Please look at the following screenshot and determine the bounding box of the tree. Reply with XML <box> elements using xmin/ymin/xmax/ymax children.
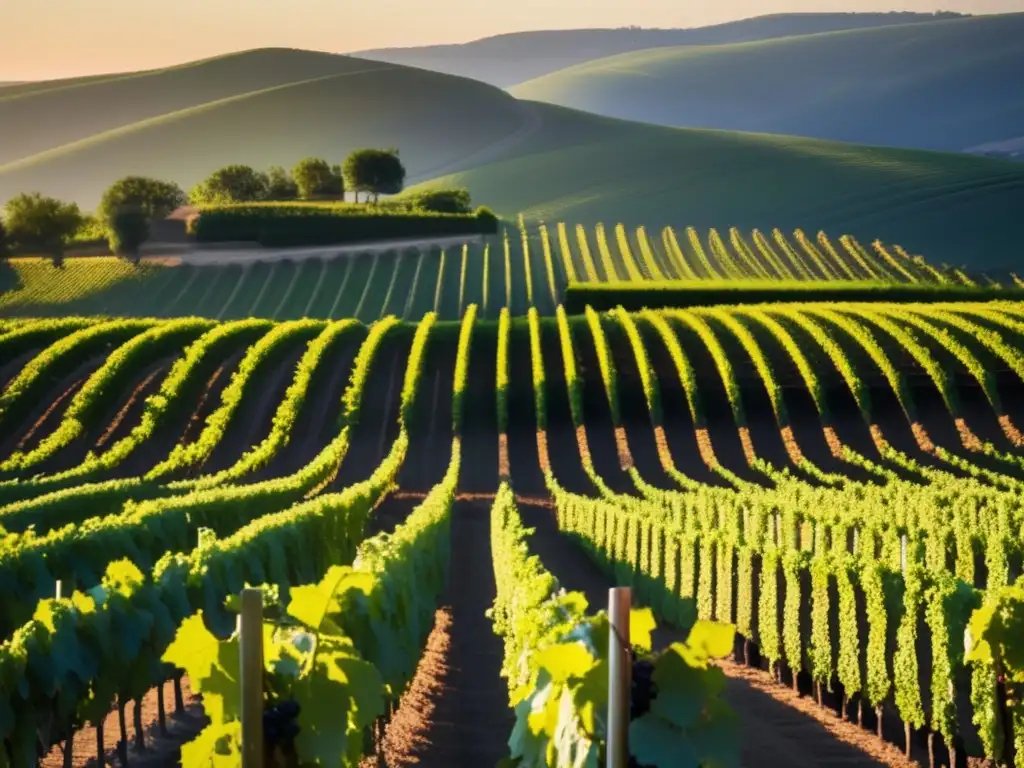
<box><xmin>3</xmin><ymin>193</ymin><xmax>83</xmax><ymax>266</ymax></box>
<box><xmin>98</xmin><ymin>176</ymin><xmax>186</xmax><ymax>223</ymax></box>
<box><xmin>292</xmin><ymin>158</ymin><xmax>343</xmax><ymax>199</ymax></box>
<box><xmin>189</xmin><ymin>165</ymin><xmax>269</xmax><ymax>205</ymax></box>
<box><xmin>107</xmin><ymin>208</ymin><xmax>150</xmax><ymax>264</ymax></box>
<box><xmin>343</xmin><ymin>149</ymin><xmax>405</xmax><ymax>203</ymax></box>
<box><xmin>266</xmin><ymin>166</ymin><xmax>299</xmax><ymax>201</ymax></box>
<box><xmin>0</xmin><ymin>218</ymin><xmax>8</xmax><ymax>260</ymax></box>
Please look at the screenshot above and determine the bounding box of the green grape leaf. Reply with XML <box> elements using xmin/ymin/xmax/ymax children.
<box><xmin>689</xmin><ymin>699</ymin><xmax>741</xmax><ymax>768</ymax></box>
<box><xmin>630</xmin><ymin>607</ymin><xmax>656</xmax><ymax>652</ymax></box>
<box><xmin>629</xmin><ymin>713</ymin><xmax>700</xmax><ymax>768</ymax></box>
<box><xmin>180</xmin><ymin>720</ymin><xmax>241</xmax><ymax>767</ymax></box>
<box><xmin>293</xmin><ymin>647</ymin><xmax>384</xmax><ymax>764</ymax></box>
<box><xmin>161</xmin><ymin>613</ymin><xmax>221</xmax><ymax>683</ymax></box>
<box><xmin>686</xmin><ymin>620</ymin><xmax>735</xmax><ymax>660</ymax></box>
<box><xmin>570</xmin><ymin>660</ymin><xmax>608</xmax><ymax>735</ymax></box>
<box><xmin>534</xmin><ymin>642</ymin><xmax>597</xmax><ymax>683</ymax></box>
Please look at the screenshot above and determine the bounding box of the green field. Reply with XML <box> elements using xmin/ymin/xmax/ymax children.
<box><xmin>510</xmin><ymin>13</ymin><xmax>1024</xmax><ymax>152</ymax></box>
<box><xmin>2</xmin><ymin>223</ymin><xmax>998</xmax><ymax>321</ymax></box>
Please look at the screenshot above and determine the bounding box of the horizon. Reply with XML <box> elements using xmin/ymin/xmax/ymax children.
<box><xmin>1</xmin><ymin>2</ymin><xmax>1019</xmax><ymax>81</ymax></box>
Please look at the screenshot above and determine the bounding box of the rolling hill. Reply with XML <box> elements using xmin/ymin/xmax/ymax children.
<box><xmin>0</xmin><ymin>48</ymin><xmax>531</xmax><ymax>211</ymax></box>
<box><xmin>410</xmin><ymin>102</ymin><xmax>1024</xmax><ymax>273</ymax></box>
<box><xmin>3</xmin><ymin>46</ymin><xmax>1024</xmax><ymax>273</ymax></box>
<box><xmin>511</xmin><ymin>13</ymin><xmax>1024</xmax><ymax>153</ymax></box>
<box><xmin>352</xmin><ymin>12</ymin><xmax>962</xmax><ymax>87</ymax></box>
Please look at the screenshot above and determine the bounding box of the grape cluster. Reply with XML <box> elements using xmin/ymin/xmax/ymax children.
<box><xmin>628</xmin><ymin>657</ymin><xmax>658</xmax><ymax>768</ymax></box>
<box><xmin>630</xmin><ymin>658</ymin><xmax>657</xmax><ymax>720</ymax></box>
<box><xmin>264</xmin><ymin>699</ymin><xmax>301</xmax><ymax>747</ymax></box>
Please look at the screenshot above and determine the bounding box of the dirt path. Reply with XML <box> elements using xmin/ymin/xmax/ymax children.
<box><xmin>375</xmin><ymin>501</ymin><xmax>513</xmax><ymax>768</ymax></box>
<box><xmin>517</xmin><ymin>504</ymin><xmax>918</xmax><ymax>768</ymax></box>
<box><xmin>163</xmin><ymin>234</ymin><xmax>490</xmax><ymax>267</ymax></box>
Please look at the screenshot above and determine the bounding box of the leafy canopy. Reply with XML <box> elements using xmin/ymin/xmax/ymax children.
<box><xmin>343</xmin><ymin>149</ymin><xmax>405</xmax><ymax>202</ymax></box>
<box><xmin>107</xmin><ymin>209</ymin><xmax>150</xmax><ymax>261</ymax></box>
<box><xmin>190</xmin><ymin>165</ymin><xmax>269</xmax><ymax>205</ymax></box>
<box><xmin>265</xmin><ymin>166</ymin><xmax>299</xmax><ymax>201</ymax></box>
<box><xmin>98</xmin><ymin>176</ymin><xmax>186</xmax><ymax>223</ymax></box>
<box><xmin>2</xmin><ymin>192</ymin><xmax>82</xmax><ymax>261</ymax></box>
<box><xmin>292</xmin><ymin>158</ymin><xmax>343</xmax><ymax>199</ymax></box>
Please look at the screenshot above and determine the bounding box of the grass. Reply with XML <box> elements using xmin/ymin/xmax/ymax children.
<box><xmin>509</xmin><ymin>13</ymin><xmax>1024</xmax><ymax>153</ymax></box>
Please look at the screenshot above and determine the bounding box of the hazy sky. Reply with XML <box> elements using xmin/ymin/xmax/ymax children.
<box><xmin>2</xmin><ymin>0</ymin><xmax>1022</xmax><ymax>80</ymax></box>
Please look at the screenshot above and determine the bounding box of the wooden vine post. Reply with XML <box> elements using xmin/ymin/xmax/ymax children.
<box><xmin>607</xmin><ymin>587</ymin><xmax>631</xmax><ymax>768</ymax></box>
<box><xmin>239</xmin><ymin>588</ymin><xmax>265</xmax><ymax>768</ymax></box>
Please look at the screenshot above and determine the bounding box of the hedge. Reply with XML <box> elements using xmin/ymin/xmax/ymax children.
<box><xmin>563</xmin><ymin>280</ymin><xmax>1023</xmax><ymax>313</ymax></box>
<box><xmin>191</xmin><ymin>204</ymin><xmax>497</xmax><ymax>246</ymax></box>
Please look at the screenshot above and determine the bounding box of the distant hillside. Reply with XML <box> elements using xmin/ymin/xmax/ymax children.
<box><xmin>412</xmin><ymin>102</ymin><xmax>1024</xmax><ymax>274</ymax></box>
<box><xmin>3</xmin><ymin>44</ymin><xmax>1022</xmax><ymax>274</ymax></box>
<box><xmin>0</xmin><ymin>48</ymin><xmax>531</xmax><ymax>211</ymax></box>
<box><xmin>511</xmin><ymin>13</ymin><xmax>1024</xmax><ymax>152</ymax></box>
<box><xmin>352</xmin><ymin>12</ymin><xmax>962</xmax><ymax>87</ymax></box>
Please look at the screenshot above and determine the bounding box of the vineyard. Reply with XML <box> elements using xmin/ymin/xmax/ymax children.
<box><xmin>1</xmin><ymin>222</ymin><xmax>1007</xmax><ymax>321</ymax></box>
<box><xmin>1</xmin><ymin>296</ymin><xmax>1023</xmax><ymax>767</ymax></box>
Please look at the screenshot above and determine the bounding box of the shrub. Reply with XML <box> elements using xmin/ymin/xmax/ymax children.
<box><xmin>563</xmin><ymin>280</ymin><xmax>1019</xmax><ymax>313</ymax></box>
<box><xmin>192</xmin><ymin>205</ymin><xmax>496</xmax><ymax>247</ymax></box>
<box><xmin>474</xmin><ymin>206</ymin><xmax>499</xmax><ymax>229</ymax></box>
<box><xmin>410</xmin><ymin>188</ymin><xmax>472</xmax><ymax>213</ymax></box>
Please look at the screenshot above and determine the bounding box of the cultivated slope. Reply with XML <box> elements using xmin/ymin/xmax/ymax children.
<box><xmin>511</xmin><ymin>13</ymin><xmax>1024</xmax><ymax>152</ymax></box>
<box><xmin>0</xmin><ymin>48</ymin><xmax>529</xmax><ymax>210</ymax></box>
<box><xmin>352</xmin><ymin>12</ymin><xmax>961</xmax><ymax>87</ymax></box>
<box><xmin>413</xmin><ymin>102</ymin><xmax>1024</xmax><ymax>272</ymax></box>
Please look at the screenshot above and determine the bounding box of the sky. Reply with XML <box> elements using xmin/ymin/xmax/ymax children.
<box><xmin>2</xmin><ymin>0</ymin><xmax>1022</xmax><ymax>81</ymax></box>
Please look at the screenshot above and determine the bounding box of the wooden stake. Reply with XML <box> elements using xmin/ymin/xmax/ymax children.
<box><xmin>239</xmin><ymin>588</ymin><xmax>265</xmax><ymax>768</ymax></box>
<box><xmin>607</xmin><ymin>588</ymin><xmax>631</xmax><ymax>768</ymax></box>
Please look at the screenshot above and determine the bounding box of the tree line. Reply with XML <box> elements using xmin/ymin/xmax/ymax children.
<box><xmin>0</xmin><ymin>148</ymin><xmax>470</xmax><ymax>265</ymax></box>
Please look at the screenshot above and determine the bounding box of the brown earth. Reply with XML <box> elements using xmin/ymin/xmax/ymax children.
<box><xmin>26</xmin><ymin>358</ymin><xmax>172</xmax><ymax>478</ymax></box>
<box><xmin>41</xmin><ymin>678</ymin><xmax>203</xmax><ymax>768</ymax></box>
<box><xmin>257</xmin><ymin>328</ymin><xmax>362</xmax><ymax>479</ymax></box>
<box><xmin>330</xmin><ymin>331</ymin><xmax>409</xmax><ymax>490</ymax></box>
<box><xmin>114</xmin><ymin>347</ymin><xmax>250</xmax><ymax>478</ymax></box>
<box><xmin>368</xmin><ymin>501</ymin><xmax>513</xmax><ymax>768</ymax></box>
<box><xmin>0</xmin><ymin>356</ymin><xmax>102</xmax><ymax>464</ymax></box>
<box><xmin>195</xmin><ymin>335</ymin><xmax>314</xmax><ymax>476</ymax></box>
